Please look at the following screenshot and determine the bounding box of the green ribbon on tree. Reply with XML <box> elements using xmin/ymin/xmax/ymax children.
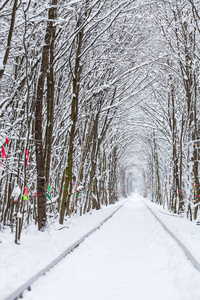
<box><xmin>47</xmin><ymin>184</ymin><xmax>51</xmax><ymax>199</ymax></box>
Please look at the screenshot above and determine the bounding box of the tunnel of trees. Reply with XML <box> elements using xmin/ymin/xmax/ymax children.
<box><xmin>0</xmin><ymin>0</ymin><xmax>200</xmax><ymax>242</ymax></box>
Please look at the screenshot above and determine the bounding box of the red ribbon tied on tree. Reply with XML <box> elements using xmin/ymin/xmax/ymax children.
<box><xmin>24</xmin><ymin>187</ymin><xmax>28</xmax><ymax>196</ymax></box>
<box><xmin>25</xmin><ymin>150</ymin><xmax>29</xmax><ymax>166</ymax></box>
<box><xmin>1</xmin><ymin>146</ymin><xmax>7</xmax><ymax>159</ymax></box>
<box><xmin>5</xmin><ymin>136</ymin><xmax>9</xmax><ymax>145</ymax></box>
<box><xmin>22</xmin><ymin>187</ymin><xmax>28</xmax><ymax>200</ymax></box>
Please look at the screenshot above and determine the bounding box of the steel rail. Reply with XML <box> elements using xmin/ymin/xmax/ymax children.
<box><xmin>142</xmin><ymin>200</ymin><xmax>200</xmax><ymax>273</ymax></box>
<box><xmin>4</xmin><ymin>201</ymin><xmax>127</xmax><ymax>300</ymax></box>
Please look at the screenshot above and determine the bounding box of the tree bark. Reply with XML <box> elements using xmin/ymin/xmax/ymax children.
<box><xmin>0</xmin><ymin>0</ymin><xmax>18</xmax><ymax>79</ymax></box>
<box><xmin>45</xmin><ymin>5</ymin><xmax>56</xmax><ymax>187</ymax></box>
<box><xmin>59</xmin><ymin>24</ymin><xmax>83</xmax><ymax>224</ymax></box>
<box><xmin>35</xmin><ymin>1</ymin><xmax>57</xmax><ymax>230</ymax></box>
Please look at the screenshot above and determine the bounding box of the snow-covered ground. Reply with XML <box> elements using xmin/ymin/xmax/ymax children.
<box><xmin>143</xmin><ymin>197</ymin><xmax>200</xmax><ymax>266</ymax></box>
<box><xmin>0</xmin><ymin>200</ymin><xmax>126</xmax><ymax>300</ymax></box>
<box><xmin>2</xmin><ymin>194</ymin><xmax>200</xmax><ymax>300</ymax></box>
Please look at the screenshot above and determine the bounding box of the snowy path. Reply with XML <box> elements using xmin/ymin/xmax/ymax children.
<box><xmin>22</xmin><ymin>194</ymin><xmax>200</xmax><ymax>300</ymax></box>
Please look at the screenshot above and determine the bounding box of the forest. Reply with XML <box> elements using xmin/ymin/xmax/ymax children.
<box><xmin>0</xmin><ymin>0</ymin><xmax>200</xmax><ymax>243</ymax></box>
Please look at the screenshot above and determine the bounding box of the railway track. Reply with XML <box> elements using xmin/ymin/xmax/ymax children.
<box><xmin>4</xmin><ymin>198</ymin><xmax>200</xmax><ymax>300</ymax></box>
<box><xmin>142</xmin><ymin>200</ymin><xmax>200</xmax><ymax>273</ymax></box>
<box><xmin>4</xmin><ymin>202</ymin><xmax>126</xmax><ymax>300</ymax></box>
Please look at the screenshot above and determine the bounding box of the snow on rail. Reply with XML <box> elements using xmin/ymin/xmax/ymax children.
<box><xmin>142</xmin><ymin>200</ymin><xmax>200</xmax><ymax>273</ymax></box>
<box><xmin>4</xmin><ymin>202</ymin><xmax>126</xmax><ymax>300</ymax></box>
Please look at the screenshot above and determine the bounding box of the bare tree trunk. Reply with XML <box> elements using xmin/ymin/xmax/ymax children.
<box><xmin>70</xmin><ymin>113</ymin><xmax>93</xmax><ymax>212</ymax></box>
<box><xmin>178</xmin><ymin>115</ymin><xmax>184</xmax><ymax>213</ymax></box>
<box><xmin>45</xmin><ymin>4</ymin><xmax>56</xmax><ymax>187</ymax></box>
<box><xmin>121</xmin><ymin>166</ymin><xmax>127</xmax><ymax>198</ymax></box>
<box><xmin>0</xmin><ymin>0</ymin><xmax>18</xmax><ymax>79</ymax></box>
<box><xmin>59</xmin><ymin>24</ymin><xmax>83</xmax><ymax>224</ymax></box>
<box><xmin>35</xmin><ymin>1</ymin><xmax>57</xmax><ymax>230</ymax></box>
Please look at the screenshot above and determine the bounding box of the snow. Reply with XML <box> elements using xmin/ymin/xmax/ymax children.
<box><xmin>0</xmin><ymin>58</ymin><xmax>4</xmax><ymax>71</ymax></box>
<box><xmin>2</xmin><ymin>194</ymin><xmax>200</xmax><ymax>300</ymax></box>
<box><xmin>143</xmin><ymin>197</ymin><xmax>200</xmax><ymax>268</ymax></box>
<box><xmin>0</xmin><ymin>200</ymin><xmax>126</xmax><ymax>300</ymax></box>
<box><xmin>11</xmin><ymin>185</ymin><xmax>21</xmax><ymax>199</ymax></box>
